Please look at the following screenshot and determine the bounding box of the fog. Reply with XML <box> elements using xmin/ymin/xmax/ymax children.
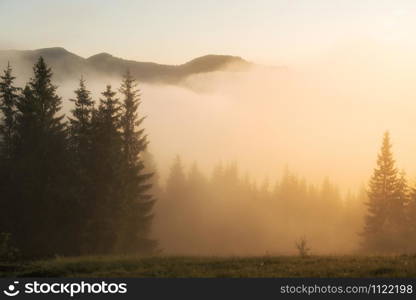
<box><xmin>143</xmin><ymin>42</ymin><xmax>416</xmax><ymax>191</ymax></box>
<box><xmin>3</xmin><ymin>40</ymin><xmax>416</xmax><ymax>255</ymax></box>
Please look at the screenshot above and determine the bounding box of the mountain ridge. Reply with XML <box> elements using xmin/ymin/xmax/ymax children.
<box><xmin>0</xmin><ymin>47</ymin><xmax>252</xmax><ymax>84</ymax></box>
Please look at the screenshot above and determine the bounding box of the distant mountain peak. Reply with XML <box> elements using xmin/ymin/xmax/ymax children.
<box><xmin>0</xmin><ymin>47</ymin><xmax>257</xmax><ymax>85</ymax></box>
<box><xmin>185</xmin><ymin>54</ymin><xmax>246</xmax><ymax>65</ymax></box>
<box><xmin>87</xmin><ymin>52</ymin><xmax>113</xmax><ymax>60</ymax></box>
<box><xmin>33</xmin><ymin>47</ymin><xmax>71</xmax><ymax>56</ymax></box>
<box><xmin>181</xmin><ymin>54</ymin><xmax>250</xmax><ymax>74</ymax></box>
<box><xmin>36</xmin><ymin>46</ymin><xmax>68</xmax><ymax>52</ymax></box>
<box><xmin>26</xmin><ymin>47</ymin><xmax>86</xmax><ymax>63</ymax></box>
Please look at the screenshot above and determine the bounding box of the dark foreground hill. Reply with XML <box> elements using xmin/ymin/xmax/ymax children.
<box><xmin>0</xmin><ymin>47</ymin><xmax>252</xmax><ymax>84</ymax></box>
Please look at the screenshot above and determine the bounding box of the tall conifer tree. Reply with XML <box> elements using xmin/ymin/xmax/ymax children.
<box><xmin>87</xmin><ymin>84</ymin><xmax>123</xmax><ymax>254</ymax></box>
<box><xmin>68</xmin><ymin>78</ymin><xmax>95</xmax><ymax>253</ymax></box>
<box><xmin>13</xmin><ymin>57</ymin><xmax>71</xmax><ymax>257</ymax></box>
<box><xmin>69</xmin><ymin>77</ymin><xmax>94</xmax><ymax>156</ymax></box>
<box><xmin>363</xmin><ymin>131</ymin><xmax>408</xmax><ymax>252</ymax></box>
<box><xmin>117</xmin><ymin>71</ymin><xmax>156</xmax><ymax>254</ymax></box>
<box><xmin>0</xmin><ymin>63</ymin><xmax>19</xmax><ymax>160</ymax></box>
<box><xmin>0</xmin><ymin>63</ymin><xmax>19</xmax><ymax>237</ymax></box>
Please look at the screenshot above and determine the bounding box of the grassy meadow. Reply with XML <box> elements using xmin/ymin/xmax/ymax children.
<box><xmin>1</xmin><ymin>255</ymin><xmax>416</xmax><ymax>278</ymax></box>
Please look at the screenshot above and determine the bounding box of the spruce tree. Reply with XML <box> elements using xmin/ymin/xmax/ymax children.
<box><xmin>68</xmin><ymin>78</ymin><xmax>95</xmax><ymax>253</ymax></box>
<box><xmin>69</xmin><ymin>77</ymin><xmax>94</xmax><ymax>156</ymax></box>
<box><xmin>0</xmin><ymin>63</ymin><xmax>19</xmax><ymax>238</ymax></box>
<box><xmin>363</xmin><ymin>131</ymin><xmax>408</xmax><ymax>252</ymax></box>
<box><xmin>13</xmin><ymin>57</ymin><xmax>72</xmax><ymax>257</ymax></box>
<box><xmin>0</xmin><ymin>63</ymin><xmax>19</xmax><ymax>160</ymax></box>
<box><xmin>391</xmin><ymin>171</ymin><xmax>410</xmax><ymax>250</ymax></box>
<box><xmin>117</xmin><ymin>71</ymin><xmax>156</xmax><ymax>254</ymax></box>
<box><xmin>88</xmin><ymin>84</ymin><xmax>123</xmax><ymax>254</ymax></box>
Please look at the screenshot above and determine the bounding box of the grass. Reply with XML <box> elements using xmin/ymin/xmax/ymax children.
<box><xmin>1</xmin><ymin>255</ymin><xmax>416</xmax><ymax>277</ymax></box>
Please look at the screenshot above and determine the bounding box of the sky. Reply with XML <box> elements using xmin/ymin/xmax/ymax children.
<box><xmin>2</xmin><ymin>0</ymin><xmax>416</xmax><ymax>255</ymax></box>
<box><xmin>2</xmin><ymin>0</ymin><xmax>416</xmax><ymax>64</ymax></box>
<box><xmin>3</xmin><ymin>0</ymin><xmax>416</xmax><ymax>191</ymax></box>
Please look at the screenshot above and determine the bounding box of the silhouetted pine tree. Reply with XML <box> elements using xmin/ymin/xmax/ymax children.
<box><xmin>116</xmin><ymin>71</ymin><xmax>156</xmax><ymax>254</ymax></box>
<box><xmin>390</xmin><ymin>171</ymin><xmax>410</xmax><ymax>250</ymax></box>
<box><xmin>0</xmin><ymin>63</ymin><xmax>19</xmax><ymax>160</ymax></box>
<box><xmin>68</xmin><ymin>77</ymin><xmax>95</xmax><ymax>253</ymax></box>
<box><xmin>363</xmin><ymin>131</ymin><xmax>408</xmax><ymax>252</ymax></box>
<box><xmin>13</xmin><ymin>57</ymin><xmax>73</xmax><ymax>257</ymax></box>
<box><xmin>0</xmin><ymin>63</ymin><xmax>19</xmax><ymax>237</ymax></box>
<box><xmin>69</xmin><ymin>77</ymin><xmax>94</xmax><ymax>157</ymax></box>
<box><xmin>87</xmin><ymin>84</ymin><xmax>123</xmax><ymax>254</ymax></box>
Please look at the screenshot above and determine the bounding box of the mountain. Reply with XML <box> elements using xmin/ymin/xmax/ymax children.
<box><xmin>0</xmin><ymin>47</ymin><xmax>252</xmax><ymax>84</ymax></box>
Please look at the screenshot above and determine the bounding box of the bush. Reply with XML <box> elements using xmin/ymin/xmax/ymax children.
<box><xmin>295</xmin><ymin>236</ymin><xmax>310</xmax><ymax>258</ymax></box>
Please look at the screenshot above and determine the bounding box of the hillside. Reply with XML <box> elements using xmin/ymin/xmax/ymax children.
<box><xmin>0</xmin><ymin>47</ymin><xmax>252</xmax><ymax>84</ymax></box>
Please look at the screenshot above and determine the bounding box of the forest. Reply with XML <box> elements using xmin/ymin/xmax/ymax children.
<box><xmin>0</xmin><ymin>57</ymin><xmax>415</xmax><ymax>260</ymax></box>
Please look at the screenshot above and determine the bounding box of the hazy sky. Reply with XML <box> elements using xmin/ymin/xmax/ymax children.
<box><xmin>2</xmin><ymin>0</ymin><xmax>416</xmax><ymax>64</ymax></box>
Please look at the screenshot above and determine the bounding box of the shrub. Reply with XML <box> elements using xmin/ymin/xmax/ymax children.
<box><xmin>295</xmin><ymin>236</ymin><xmax>310</xmax><ymax>258</ymax></box>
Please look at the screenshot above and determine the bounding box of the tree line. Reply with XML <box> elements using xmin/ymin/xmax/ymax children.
<box><xmin>154</xmin><ymin>157</ymin><xmax>365</xmax><ymax>255</ymax></box>
<box><xmin>155</xmin><ymin>133</ymin><xmax>416</xmax><ymax>255</ymax></box>
<box><xmin>0</xmin><ymin>57</ymin><xmax>413</xmax><ymax>258</ymax></box>
<box><xmin>0</xmin><ymin>57</ymin><xmax>156</xmax><ymax>258</ymax></box>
